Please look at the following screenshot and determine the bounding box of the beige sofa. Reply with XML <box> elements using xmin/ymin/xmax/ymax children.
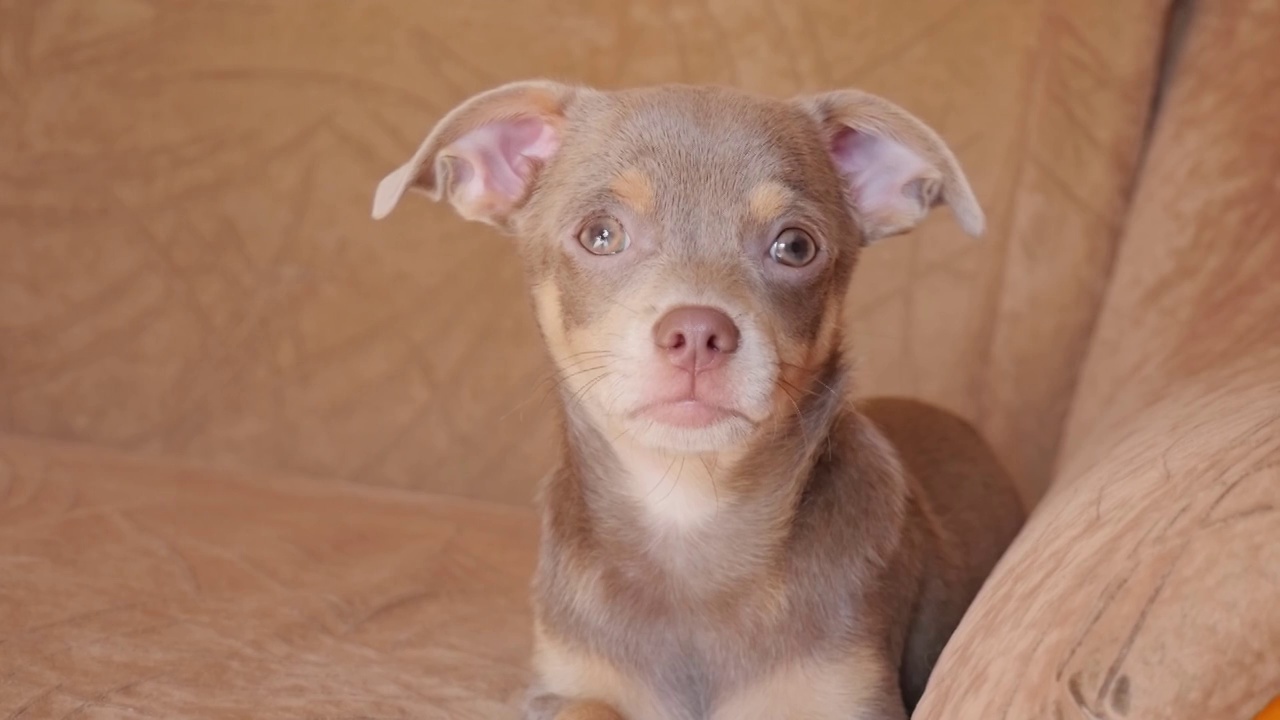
<box><xmin>1</xmin><ymin>0</ymin><xmax>1276</xmax><ymax>717</ymax></box>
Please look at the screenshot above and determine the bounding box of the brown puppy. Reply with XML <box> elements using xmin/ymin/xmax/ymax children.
<box><xmin>373</xmin><ymin>82</ymin><xmax>1024</xmax><ymax>720</ymax></box>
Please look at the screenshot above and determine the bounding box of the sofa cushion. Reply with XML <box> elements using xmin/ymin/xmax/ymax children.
<box><xmin>916</xmin><ymin>1</ymin><xmax>1280</xmax><ymax>717</ymax></box>
<box><xmin>0</xmin><ymin>0</ymin><xmax>1167</xmax><ymax>504</ymax></box>
<box><xmin>0</xmin><ymin>435</ymin><xmax>537</xmax><ymax>719</ymax></box>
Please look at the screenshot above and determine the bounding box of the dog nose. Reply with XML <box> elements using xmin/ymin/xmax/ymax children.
<box><xmin>653</xmin><ymin>306</ymin><xmax>740</xmax><ymax>373</ymax></box>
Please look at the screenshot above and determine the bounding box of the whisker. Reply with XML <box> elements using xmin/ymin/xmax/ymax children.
<box><xmin>558</xmin><ymin>364</ymin><xmax>611</xmax><ymax>383</ymax></box>
<box><xmin>776</xmin><ymin>382</ymin><xmax>811</xmax><ymax>448</ymax></box>
<box><xmin>505</xmin><ymin>353</ymin><xmax>614</xmax><ymax>414</ymax></box>
<box><xmin>699</xmin><ymin>455</ymin><xmax>720</xmax><ymax>517</ymax></box>
<box><xmin>777</xmin><ymin>362</ymin><xmax>839</xmax><ymax>398</ymax></box>
<box><xmin>657</xmin><ymin>456</ymin><xmax>686</xmax><ymax>504</ymax></box>
<box><xmin>559</xmin><ymin>355</ymin><xmax>614</xmax><ymax>373</ymax></box>
<box><xmin>605</xmin><ymin>297</ymin><xmax>643</xmax><ymax>316</ymax></box>
<box><xmin>563</xmin><ymin>351</ymin><xmax>616</xmax><ymax>366</ymax></box>
<box><xmin>647</xmin><ymin>456</ymin><xmax>681</xmax><ymax>499</ymax></box>
<box><xmin>566</xmin><ymin>371</ymin><xmax>613</xmax><ymax>409</ymax></box>
<box><xmin>603</xmin><ymin>379</ymin><xmax>628</xmax><ymax>419</ymax></box>
<box><xmin>498</xmin><ymin>371</ymin><xmax>568</xmax><ymax>421</ymax></box>
<box><xmin>611</xmin><ymin>425</ymin><xmax>634</xmax><ymax>444</ymax></box>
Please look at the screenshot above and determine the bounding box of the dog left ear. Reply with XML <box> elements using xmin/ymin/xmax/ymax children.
<box><xmin>793</xmin><ymin>90</ymin><xmax>984</xmax><ymax>243</ymax></box>
<box><xmin>371</xmin><ymin>80</ymin><xmax>579</xmax><ymax>230</ymax></box>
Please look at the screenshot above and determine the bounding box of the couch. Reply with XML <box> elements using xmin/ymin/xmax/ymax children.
<box><xmin>1</xmin><ymin>0</ymin><xmax>1276</xmax><ymax>717</ymax></box>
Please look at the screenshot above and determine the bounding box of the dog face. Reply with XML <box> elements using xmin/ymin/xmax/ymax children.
<box><xmin>374</xmin><ymin>82</ymin><xmax>981</xmax><ymax>455</ymax></box>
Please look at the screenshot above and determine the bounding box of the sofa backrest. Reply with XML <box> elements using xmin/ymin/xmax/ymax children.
<box><xmin>0</xmin><ymin>0</ymin><xmax>1167</xmax><ymax>505</ymax></box>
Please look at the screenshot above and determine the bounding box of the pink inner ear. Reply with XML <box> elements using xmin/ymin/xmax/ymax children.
<box><xmin>446</xmin><ymin>117</ymin><xmax>560</xmax><ymax>213</ymax></box>
<box><xmin>829</xmin><ymin>127</ymin><xmax>936</xmax><ymax>234</ymax></box>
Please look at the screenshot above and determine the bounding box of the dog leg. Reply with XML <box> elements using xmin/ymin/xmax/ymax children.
<box><xmin>524</xmin><ymin>693</ymin><xmax>626</xmax><ymax>720</ymax></box>
<box><xmin>555</xmin><ymin>699</ymin><xmax>627</xmax><ymax>720</ymax></box>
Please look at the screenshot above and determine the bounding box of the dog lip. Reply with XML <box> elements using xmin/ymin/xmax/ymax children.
<box><xmin>628</xmin><ymin>399</ymin><xmax>748</xmax><ymax>429</ymax></box>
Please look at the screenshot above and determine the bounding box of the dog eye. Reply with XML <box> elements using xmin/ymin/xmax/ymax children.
<box><xmin>769</xmin><ymin>228</ymin><xmax>817</xmax><ymax>267</ymax></box>
<box><xmin>578</xmin><ymin>217</ymin><xmax>629</xmax><ymax>255</ymax></box>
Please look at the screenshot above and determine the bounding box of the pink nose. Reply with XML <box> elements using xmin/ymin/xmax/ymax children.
<box><xmin>653</xmin><ymin>306</ymin><xmax>741</xmax><ymax>373</ymax></box>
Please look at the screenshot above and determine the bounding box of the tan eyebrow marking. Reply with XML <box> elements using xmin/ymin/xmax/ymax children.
<box><xmin>609</xmin><ymin>167</ymin><xmax>655</xmax><ymax>214</ymax></box>
<box><xmin>748</xmin><ymin>181</ymin><xmax>795</xmax><ymax>223</ymax></box>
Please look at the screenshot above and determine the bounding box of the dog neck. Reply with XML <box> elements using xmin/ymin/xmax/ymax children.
<box><xmin>547</xmin><ymin>354</ymin><xmax>850</xmax><ymax>593</ymax></box>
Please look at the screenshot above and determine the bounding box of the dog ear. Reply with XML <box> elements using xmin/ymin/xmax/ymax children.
<box><xmin>793</xmin><ymin>89</ymin><xmax>983</xmax><ymax>243</ymax></box>
<box><xmin>371</xmin><ymin>80</ymin><xmax>578</xmax><ymax>229</ymax></box>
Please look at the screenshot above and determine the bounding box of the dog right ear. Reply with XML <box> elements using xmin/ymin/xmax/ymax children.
<box><xmin>792</xmin><ymin>89</ymin><xmax>984</xmax><ymax>243</ymax></box>
<box><xmin>371</xmin><ymin>80</ymin><xmax>578</xmax><ymax>230</ymax></box>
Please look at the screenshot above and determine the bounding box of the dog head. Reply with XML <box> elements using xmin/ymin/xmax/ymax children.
<box><xmin>374</xmin><ymin>82</ymin><xmax>981</xmax><ymax>455</ymax></box>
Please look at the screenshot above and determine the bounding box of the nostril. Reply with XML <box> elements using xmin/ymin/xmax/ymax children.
<box><xmin>653</xmin><ymin>305</ymin><xmax>740</xmax><ymax>368</ymax></box>
<box><xmin>711</xmin><ymin>326</ymin><xmax>740</xmax><ymax>355</ymax></box>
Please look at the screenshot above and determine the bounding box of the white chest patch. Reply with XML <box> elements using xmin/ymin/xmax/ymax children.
<box><xmin>615</xmin><ymin>445</ymin><xmax>727</xmax><ymax>532</ymax></box>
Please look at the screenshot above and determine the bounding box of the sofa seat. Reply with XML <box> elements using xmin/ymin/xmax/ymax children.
<box><xmin>0</xmin><ymin>435</ymin><xmax>537</xmax><ymax>719</ymax></box>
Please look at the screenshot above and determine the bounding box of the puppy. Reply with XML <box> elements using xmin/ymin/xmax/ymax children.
<box><xmin>373</xmin><ymin>81</ymin><xmax>1025</xmax><ymax>720</ymax></box>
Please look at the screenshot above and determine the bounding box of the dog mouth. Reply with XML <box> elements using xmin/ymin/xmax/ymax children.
<box><xmin>628</xmin><ymin>398</ymin><xmax>751</xmax><ymax>429</ymax></box>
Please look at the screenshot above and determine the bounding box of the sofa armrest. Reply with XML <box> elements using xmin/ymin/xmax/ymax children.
<box><xmin>915</xmin><ymin>0</ymin><xmax>1280</xmax><ymax>716</ymax></box>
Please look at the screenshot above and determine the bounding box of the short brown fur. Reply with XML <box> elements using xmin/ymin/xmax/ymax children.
<box><xmin>558</xmin><ymin>702</ymin><xmax>627</xmax><ymax>720</ymax></box>
<box><xmin>375</xmin><ymin>81</ymin><xmax>1024</xmax><ymax>720</ymax></box>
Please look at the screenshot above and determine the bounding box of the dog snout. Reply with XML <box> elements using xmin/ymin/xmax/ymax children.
<box><xmin>653</xmin><ymin>306</ymin><xmax>740</xmax><ymax>373</ymax></box>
